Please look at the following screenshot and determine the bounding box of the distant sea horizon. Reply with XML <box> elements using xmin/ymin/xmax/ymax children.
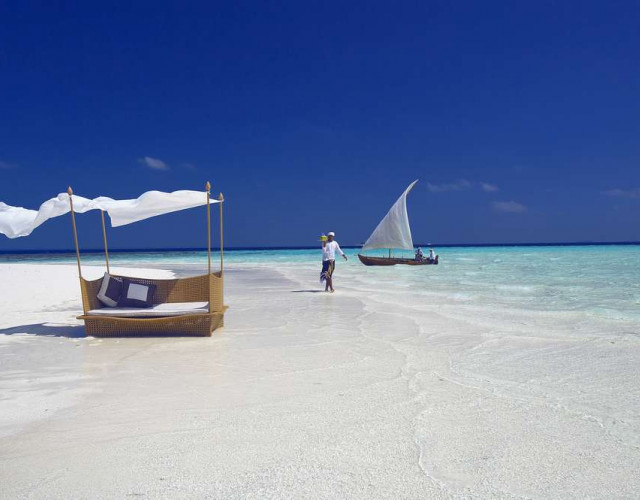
<box><xmin>1</xmin><ymin>241</ymin><xmax>639</xmax><ymax>256</ymax></box>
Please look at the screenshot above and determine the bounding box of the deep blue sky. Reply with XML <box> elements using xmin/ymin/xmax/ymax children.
<box><xmin>1</xmin><ymin>1</ymin><xmax>639</xmax><ymax>250</ymax></box>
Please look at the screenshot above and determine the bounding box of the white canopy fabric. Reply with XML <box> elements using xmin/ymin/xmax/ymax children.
<box><xmin>361</xmin><ymin>180</ymin><xmax>418</xmax><ymax>252</ymax></box>
<box><xmin>95</xmin><ymin>190</ymin><xmax>216</xmax><ymax>227</ymax></box>
<box><xmin>0</xmin><ymin>190</ymin><xmax>217</xmax><ymax>239</ymax></box>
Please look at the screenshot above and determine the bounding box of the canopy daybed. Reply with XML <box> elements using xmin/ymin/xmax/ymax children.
<box><xmin>0</xmin><ymin>183</ymin><xmax>227</xmax><ymax>337</ymax></box>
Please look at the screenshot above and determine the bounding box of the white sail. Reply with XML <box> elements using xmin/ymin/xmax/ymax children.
<box><xmin>361</xmin><ymin>180</ymin><xmax>418</xmax><ymax>252</ymax></box>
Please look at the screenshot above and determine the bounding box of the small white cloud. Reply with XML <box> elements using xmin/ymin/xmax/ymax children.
<box><xmin>427</xmin><ymin>179</ymin><xmax>472</xmax><ymax>193</ymax></box>
<box><xmin>492</xmin><ymin>200</ymin><xmax>527</xmax><ymax>213</ymax></box>
<box><xmin>0</xmin><ymin>160</ymin><xmax>16</xmax><ymax>169</ymax></box>
<box><xmin>602</xmin><ymin>188</ymin><xmax>640</xmax><ymax>199</ymax></box>
<box><xmin>181</xmin><ymin>162</ymin><xmax>197</xmax><ymax>170</ymax></box>
<box><xmin>138</xmin><ymin>156</ymin><xmax>169</xmax><ymax>170</ymax></box>
<box><xmin>481</xmin><ymin>182</ymin><xmax>499</xmax><ymax>192</ymax></box>
<box><xmin>427</xmin><ymin>179</ymin><xmax>500</xmax><ymax>194</ymax></box>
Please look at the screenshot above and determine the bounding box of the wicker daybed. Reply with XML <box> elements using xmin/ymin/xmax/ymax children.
<box><xmin>76</xmin><ymin>272</ymin><xmax>226</xmax><ymax>336</ymax></box>
<box><xmin>67</xmin><ymin>182</ymin><xmax>227</xmax><ymax>337</ymax></box>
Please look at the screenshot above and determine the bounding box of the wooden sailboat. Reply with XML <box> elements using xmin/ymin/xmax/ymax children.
<box><xmin>357</xmin><ymin>180</ymin><xmax>438</xmax><ymax>266</ymax></box>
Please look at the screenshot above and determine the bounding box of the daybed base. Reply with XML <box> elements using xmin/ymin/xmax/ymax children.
<box><xmin>78</xmin><ymin>310</ymin><xmax>227</xmax><ymax>337</ymax></box>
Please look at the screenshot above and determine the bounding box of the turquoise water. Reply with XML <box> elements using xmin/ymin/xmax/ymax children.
<box><xmin>352</xmin><ymin>246</ymin><xmax>640</xmax><ymax>321</ymax></box>
<box><xmin>2</xmin><ymin>246</ymin><xmax>639</xmax><ymax>323</ymax></box>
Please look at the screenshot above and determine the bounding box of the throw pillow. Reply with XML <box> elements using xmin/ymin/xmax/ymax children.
<box><xmin>97</xmin><ymin>272</ymin><xmax>123</xmax><ymax>307</ymax></box>
<box><xmin>118</xmin><ymin>278</ymin><xmax>156</xmax><ymax>308</ymax></box>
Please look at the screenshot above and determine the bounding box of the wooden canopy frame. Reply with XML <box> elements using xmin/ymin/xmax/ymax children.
<box><xmin>68</xmin><ymin>182</ymin><xmax>227</xmax><ymax>337</ymax></box>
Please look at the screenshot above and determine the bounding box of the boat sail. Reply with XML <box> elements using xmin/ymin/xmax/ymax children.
<box><xmin>357</xmin><ymin>180</ymin><xmax>438</xmax><ymax>266</ymax></box>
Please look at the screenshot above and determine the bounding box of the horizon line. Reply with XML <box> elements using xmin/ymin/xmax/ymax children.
<box><xmin>1</xmin><ymin>241</ymin><xmax>639</xmax><ymax>255</ymax></box>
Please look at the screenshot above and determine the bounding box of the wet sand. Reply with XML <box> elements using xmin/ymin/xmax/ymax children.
<box><xmin>0</xmin><ymin>263</ymin><xmax>638</xmax><ymax>498</ymax></box>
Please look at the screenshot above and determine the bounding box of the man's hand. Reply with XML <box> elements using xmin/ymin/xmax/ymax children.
<box><xmin>343</xmin><ymin>254</ymin><xmax>348</xmax><ymax>261</ymax></box>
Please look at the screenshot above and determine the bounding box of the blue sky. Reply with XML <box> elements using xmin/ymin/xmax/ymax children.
<box><xmin>1</xmin><ymin>1</ymin><xmax>639</xmax><ymax>250</ymax></box>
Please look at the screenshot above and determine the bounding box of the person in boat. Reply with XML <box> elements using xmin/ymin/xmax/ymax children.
<box><xmin>428</xmin><ymin>247</ymin><xmax>436</xmax><ymax>262</ymax></box>
<box><xmin>415</xmin><ymin>247</ymin><xmax>425</xmax><ymax>261</ymax></box>
<box><xmin>321</xmin><ymin>231</ymin><xmax>347</xmax><ymax>292</ymax></box>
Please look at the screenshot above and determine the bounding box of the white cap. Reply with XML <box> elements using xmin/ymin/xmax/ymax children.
<box><xmin>328</xmin><ymin>231</ymin><xmax>335</xmax><ymax>236</ymax></box>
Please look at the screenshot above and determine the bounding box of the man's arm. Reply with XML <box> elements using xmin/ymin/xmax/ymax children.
<box><xmin>336</xmin><ymin>242</ymin><xmax>348</xmax><ymax>260</ymax></box>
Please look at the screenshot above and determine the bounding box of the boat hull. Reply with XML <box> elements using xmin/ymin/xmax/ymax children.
<box><xmin>357</xmin><ymin>254</ymin><xmax>439</xmax><ymax>266</ymax></box>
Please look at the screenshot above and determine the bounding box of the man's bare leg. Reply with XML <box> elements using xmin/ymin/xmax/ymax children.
<box><xmin>325</xmin><ymin>276</ymin><xmax>332</xmax><ymax>292</ymax></box>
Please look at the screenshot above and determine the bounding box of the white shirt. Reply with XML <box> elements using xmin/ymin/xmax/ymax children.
<box><xmin>322</xmin><ymin>241</ymin><xmax>344</xmax><ymax>261</ymax></box>
<box><xmin>429</xmin><ymin>249</ymin><xmax>435</xmax><ymax>259</ymax></box>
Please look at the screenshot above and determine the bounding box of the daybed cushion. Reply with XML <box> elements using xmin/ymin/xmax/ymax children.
<box><xmin>97</xmin><ymin>273</ymin><xmax>123</xmax><ymax>307</ymax></box>
<box><xmin>118</xmin><ymin>278</ymin><xmax>157</xmax><ymax>308</ymax></box>
<box><xmin>87</xmin><ymin>301</ymin><xmax>209</xmax><ymax>318</ymax></box>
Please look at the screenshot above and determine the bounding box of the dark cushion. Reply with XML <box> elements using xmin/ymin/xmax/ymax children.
<box><xmin>117</xmin><ymin>278</ymin><xmax>157</xmax><ymax>308</ymax></box>
<box><xmin>97</xmin><ymin>273</ymin><xmax>123</xmax><ymax>307</ymax></box>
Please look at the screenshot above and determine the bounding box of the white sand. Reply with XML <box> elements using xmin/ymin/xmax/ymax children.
<box><xmin>0</xmin><ymin>263</ymin><xmax>638</xmax><ymax>499</ymax></box>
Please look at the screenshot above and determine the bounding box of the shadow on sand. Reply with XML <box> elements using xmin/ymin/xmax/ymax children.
<box><xmin>0</xmin><ymin>324</ymin><xmax>227</xmax><ymax>339</ymax></box>
<box><xmin>290</xmin><ymin>290</ymin><xmax>327</xmax><ymax>293</ymax></box>
<box><xmin>0</xmin><ymin>323</ymin><xmax>86</xmax><ymax>338</ymax></box>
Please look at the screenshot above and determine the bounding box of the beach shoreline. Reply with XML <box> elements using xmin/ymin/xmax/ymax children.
<box><xmin>0</xmin><ymin>261</ymin><xmax>639</xmax><ymax>498</ymax></box>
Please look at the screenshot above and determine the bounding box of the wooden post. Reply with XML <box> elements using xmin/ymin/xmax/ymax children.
<box><xmin>218</xmin><ymin>192</ymin><xmax>224</xmax><ymax>273</ymax></box>
<box><xmin>68</xmin><ymin>186</ymin><xmax>87</xmax><ymax>315</ymax></box>
<box><xmin>68</xmin><ymin>187</ymin><xmax>82</xmax><ymax>280</ymax></box>
<box><xmin>206</xmin><ymin>182</ymin><xmax>212</xmax><ymax>275</ymax></box>
<box><xmin>101</xmin><ymin>210</ymin><xmax>110</xmax><ymax>274</ymax></box>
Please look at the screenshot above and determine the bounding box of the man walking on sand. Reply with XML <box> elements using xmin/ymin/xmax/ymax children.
<box><xmin>320</xmin><ymin>231</ymin><xmax>348</xmax><ymax>293</ymax></box>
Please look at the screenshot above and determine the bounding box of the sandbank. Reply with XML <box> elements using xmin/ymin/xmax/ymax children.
<box><xmin>0</xmin><ymin>263</ymin><xmax>638</xmax><ymax>498</ymax></box>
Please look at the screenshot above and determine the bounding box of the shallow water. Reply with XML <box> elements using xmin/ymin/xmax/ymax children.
<box><xmin>3</xmin><ymin>245</ymin><xmax>639</xmax><ymax>325</ymax></box>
